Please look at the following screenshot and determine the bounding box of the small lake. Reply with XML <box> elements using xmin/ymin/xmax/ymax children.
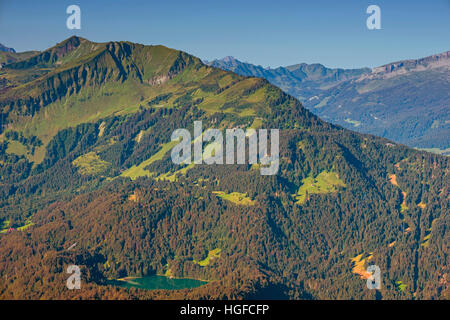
<box><xmin>109</xmin><ymin>275</ymin><xmax>207</xmax><ymax>290</ymax></box>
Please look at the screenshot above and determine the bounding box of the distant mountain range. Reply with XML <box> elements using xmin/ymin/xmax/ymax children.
<box><xmin>207</xmin><ymin>56</ymin><xmax>370</xmax><ymax>99</ymax></box>
<box><xmin>0</xmin><ymin>43</ymin><xmax>38</xmax><ymax>66</ymax></box>
<box><xmin>0</xmin><ymin>43</ymin><xmax>15</xmax><ymax>53</ymax></box>
<box><xmin>207</xmin><ymin>52</ymin><xmax>450</xmax><ymax>154</ymax></box>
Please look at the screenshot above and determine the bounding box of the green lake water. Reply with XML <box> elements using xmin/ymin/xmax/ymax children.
<box><xmin>109</xmin><ymin>275</ymin><xmax>207</xmax><ymax>290</ymax></box>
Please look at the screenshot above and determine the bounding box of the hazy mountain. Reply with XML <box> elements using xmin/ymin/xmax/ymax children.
<box><xmin>0</xmin><ymin>51</ymin><xmax>40</xmax><ymax>67</ymax></box>
<box><xmin>207</xmin><ymin>56</ymin><xmax>370</xmax><ymax>99</ymax></box>
<box><xmin>208</xmin><ymin>53</ymin><xmax>450</xmax><ymax>153</ymax></box>
<box><xmin>0</xmin><ymin>43</ymin><xmax>16</xmax><ymax>53</ymax></box>
<box><xmin>0</xmin><ymin>37</ymin><xmax>448</xmax><ymax>300</ymax></box>
<box><xmin>306</xmin><ymin>51</ymin><xmax>450</xmax><ymax>153</ymax></box>
<box><xmin>0</xmin><ymin>43</ymin><xmax>39</xmax><ymax>69</ymax></box>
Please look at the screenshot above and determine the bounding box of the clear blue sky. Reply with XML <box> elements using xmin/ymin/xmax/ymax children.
<box><xmin>0</xmin><ymin>0</ymin><xmax>449</xmax><ymax>68</ymax></box>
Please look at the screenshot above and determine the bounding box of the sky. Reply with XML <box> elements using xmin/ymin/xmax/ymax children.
<box><xmin>0</xmin><ymin>0</ymin><xmax>449</xmax><ymax>69</ymax></box>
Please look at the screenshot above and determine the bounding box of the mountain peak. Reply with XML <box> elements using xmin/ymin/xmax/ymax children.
<box><xmin>59</xmin><ymin>35</ymin><xmax>86</xmax><ymax>45</ymax></box>
<box><xmin>4</xmin><ymin>36</ymin><xmax>98</xmax><ymax>71</ymax></box>
<box><xmin>50</xmin><ymin>35</ymin><xmax>90</xmax><ymax>53</ymax></box>
<box><xmin>211</xmin><ymin>56</ymin><xmax>244</xmax><ymax>68</ymax></box>
<box><xmin>222</xmin><ymin>56</ymin><xmax>238</xmax><ymax>63</ymax></box>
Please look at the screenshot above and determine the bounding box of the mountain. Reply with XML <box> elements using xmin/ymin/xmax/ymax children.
<box><xmin>208</xmin><ymin>53</ymin><xmax>450</xmax><ymax>153</ymax></box>
<box><xmin>0</xmin><ymin>43</ymin><xmax>16</xmax><ymax>53</ymax></box>
<box><xmin>0</xmin><ymin>51</ymin><xmax>38</xmax><ymax>65</ymax></box>
<box><xmin>305</xmin><ymin>52</ymin><xmax>450</xmax><ymax>153</ymax></box>
<box><xmin>207</xmin><ymin>56</ymin><xmax>370</xmax><ymax>99</ymax></box>
<box><xmin>0</xmin><ymin>37</ymin><xmax>448</xmax><ymax>300</ymax></box>
<box><xmin>0</xmin><ymin>43</ymin><xmax>38</xmax><ymax>66</ymax></box>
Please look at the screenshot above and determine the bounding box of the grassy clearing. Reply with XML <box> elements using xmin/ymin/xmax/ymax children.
<box><xmin>196</xmin><ymin>78</ymin><xmax>269</xmax><ymax>117</ymax></box>
<box><xmin>314</xmin><ymin>96</ymin><xmax>331</xmax><ymax>108</ymax></box>
<box><xmin>400</xmin><ymin>191</ymin><xmax>409</xmax><ymax>213</ymax></box>
<box><xmin>388</xmin><ymin>174</ymin><xmax>398</xmax><ymax>186</ymax></box>
<box><xmin>351</xmin><ymin>253</ymin><xmax>373</xmax><ymax>279</ymax></box>
<box><xmin>72</xmin><ymin>152</ymin><xmax>111</xmax><ymax>175</ymax></box>
<box><xmin>193</xmin><ymin>248</ymin><xmax>222</xmax><ymax>267</ymax></box>
<box><xmin>156</xmin><ymin>163</ymin><xmax>195</xmax><ymax>182</ymax></box>
<box><xmin>128</xmin><ymin>192</ymin><xmax>138</xmax><ymax>202</ymax></box>
<box><xmin>389</xmin><ymin>174</ymin><xmax>409</xmax><ymax>213</ymax></box>
<box><xmin>17</xmin><ymin>220</ymin><xmax>34</xmax><ymax>231</ymax></box>
<box><xmin>421</xmin><ymin>235</ymin><xmax>431</xmax><ymax>247</ymax></box>
<box><xmin>135</xmin><ymin>130</ymin><xmax>144</xmax><ymax>143</ymax></box>
<box><xmin>212</xmin><ymin>191</ymin><xmax>255</xmax><ymax>206</ymax></box>
<box><xmin>295</xmin><ymin>171</ymin><xmax>346</xmax><ymax>204</ymax></box>
<box><xmin>344</xmin><ymin>118</ymin><xmax>361</xmax><ymax>127</ymax></box>
<box><xmin>417</xmin><ymin>202</ymin><xmax>426</xmax><ymax>209</ymax></box>
<box><xmin>396</xmin><ymin>281</ymin><xmax>407</xmax><ymax>292</ymax></box>
<box><xmin>0</xmin><ymin>220</ymin><xmax>11</xmax><ymax>234</ymax></box>
<box><xmin>297</xmin><ymin>140</ymin><xmax>306</xmax><ymax>151</ymax></box>
<box><xmin>417</xmin><ymin>147</ymin><xmax>450</xmax><ymax>156</ymax></box>
<box><xmin>5</xmin><ymin>140</ymin><xmax>27</xmax><ymax>156</ymax></box>
<box><xmin>421</xmin><ymin>230</ymin><xmax>432</xmax><ymax>248</ymax></box>
<box><xmin>126</xmin><ymin>137</ymin><xmax>221</xmax><ymax>182</ymax></box>
<box><xmin>98</xmin><ymin>122</ymin><xmax>106</xmax><ymax>137</ymax></box>
<box><xmin>1</xmin><ymin>220</ymin><xmax>34</xmax><ymax>233</ymax></box>
<box><xmin>1</xmin><ymin>220</ymin><xmax>10</xmax><ymax>228</ymax></box>
<box><xmin>250</xmin><ymin>117</ymin><xmax>263</xmax><ymax>129</ymax></box>
<box><xmin>245</xmin><ymin>87</ymin><xmax>266</xmax><ymax>103</ymax></box>
<box><xmin>121</xmin><ymin>140</ymin><xmax>178</xmax><ymax>180</ymax></box>
<box><xmin>163</xmin><ymin>264</ymin><xmax>173</xmax><ymax>278</ymax></box>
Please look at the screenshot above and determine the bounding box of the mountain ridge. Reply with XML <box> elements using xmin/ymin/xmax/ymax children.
<box><xmin>208</xmin><ymin>52</ymin><xmax>450</xmax><ymax>151</ymax></box>
<box><xmin>207</xmin><ymin>56</ymin><xmax>370</xmax><ymax>96</ymax></box>
<box><xmin>0</xmin><ymin>43</ymin><xmax>16</xmax><ymax>53</ymax></box>
<box><xmin>371</xmin><ymin>51</ymin><xmax>450</xmax><ymax>77</ymax></box>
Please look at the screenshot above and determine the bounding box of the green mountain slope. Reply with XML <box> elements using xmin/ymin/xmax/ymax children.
<box><xmin>0</xmin><ymin>37</ymin><xmax>448</xmax><ymax>300</ymax></box>
<box><xmin>0</xmin><ymin>50</ymin><xmax>39</xmax><ymax>65</ymax></box>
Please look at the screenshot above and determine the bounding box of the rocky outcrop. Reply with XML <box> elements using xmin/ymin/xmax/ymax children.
<box><xmin>364</xmin><ymin>51</ymin><xmax>450</xmax><ymax>80</ymax></box>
